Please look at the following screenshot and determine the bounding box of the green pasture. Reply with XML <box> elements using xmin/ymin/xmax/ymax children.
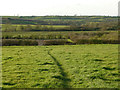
<box><xmin>2</xmin><ymin>44</ymin><xmax>119</xmax><ymax>88</ymax></box>
<box><xmin>2</xmin><ymin>24</ymin><xmax>70</xmax><ymax>32</ymax></box>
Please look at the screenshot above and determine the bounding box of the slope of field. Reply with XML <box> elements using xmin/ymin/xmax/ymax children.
<box><xmin>2</xmin><ymin>44</ymin><xmax>119</xmax><ymax>88</ymax></box>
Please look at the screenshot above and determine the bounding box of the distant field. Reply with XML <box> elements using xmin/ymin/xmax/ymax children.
<box><xmin>2</xmin><ymin>44</ymin><xmax>119</xmax><ymax>88</ymax></box>
<box><xmin>2</xmin><ymin>24</ymin><xmax>70</xmax><ymax>32</ymax></box>
<box><xmin>2</xmin><ymin>31</ymin><xmax>71</xmax><ymax>39</ymax></box>
<box><xmin>2</xmin><ymin>16</ymin><xmax>118</xmax><ymax>31</ymax></box>
<box><xmin>2</xmin><ymin>24</ymin><xmax>69</xmax><ymax>27</ymax></box>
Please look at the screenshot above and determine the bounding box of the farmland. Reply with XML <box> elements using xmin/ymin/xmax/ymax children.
<box><xmin>2</xmin><ymin>16</ymin><xmax>119</xmax><ymax>46</ymax></box>
<box><xmin>1</xmin><ymin>16</ymin><xmax>119</xmax><ymax>88</ymax></box>
<box><xmin>2</xmin><ymin>45</ymin><xmax>119</xmax><ymax>88</ymax></box>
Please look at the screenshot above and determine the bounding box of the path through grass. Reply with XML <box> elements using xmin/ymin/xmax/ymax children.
<box><xmin>2</xmin><ymin>44</ymin><xmax>119</xmax><ymax>88</ymax></box>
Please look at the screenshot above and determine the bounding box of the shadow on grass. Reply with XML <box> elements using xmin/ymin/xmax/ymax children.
<box><xmin>48</xmin><ymin>50</ymin><xmax>71</xmax><ymax>88</ymax></box>
<box><xmin>3</xmin><ymin>82</ymin><xmax>16</xmax><ymax>86</ymax></box>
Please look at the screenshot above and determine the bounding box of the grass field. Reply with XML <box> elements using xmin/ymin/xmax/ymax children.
<box><xmin>2</xmin><ymin>24</ymin><xmax>70</xmax><ymax>32</ymax></box>
<box><xmin>2</xmin><ymin>24</ymin><xmax>69</xmax><ymax>29</ymax></box>
<box><xmin>2</xmin><ymin>44</ymin><xmax>119</xmax><ymax>88</ymax></box>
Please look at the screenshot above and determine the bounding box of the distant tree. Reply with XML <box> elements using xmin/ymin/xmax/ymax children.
<box><xmin>11</xmin><ymin>25</ymin><xmax>17</xmax><ymax>32</ymax></box>
<box><xmin>34</xmin><ymin>25</ymin><xmax>42</xmax><ymax>30</ymax></box>
<box><xmin>48</xmin><ymin>25</ymin><xmax>54</xmax><ymax>31</ymax></box>
<box><xmin>4</xmin><ymin>24</ymin><xmax>17</xmax><ymax>32</ymax></box>
<box><xmin>16</xmin><ymin>25</ymin><xmax>24</xmax><ymax>31</ymax></box>
<box><xmin>24</xmin><ymin>25</ymin><xmax>32</xmax><ymax>31</ymax></box>
<box><xmin>3</xmin><ymin>24</ymin><xmax>9</xmax><ymax>32</ymax></box>
<box><xmin>42</xmin><ymin>25</ymin><xmax>48</xmax><ymax>31</ymax></box>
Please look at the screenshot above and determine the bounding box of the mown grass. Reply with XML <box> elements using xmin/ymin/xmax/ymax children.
<box><xmin>2</xmin><ymin>44</ymin><xmax>119</xmax><ymax>88</ymax></box>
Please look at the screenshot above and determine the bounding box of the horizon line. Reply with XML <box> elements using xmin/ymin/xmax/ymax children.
<box><xmin>1</xmin><ymin>15</ymin><xmax>118</xmax><ymax>17</ymax></box>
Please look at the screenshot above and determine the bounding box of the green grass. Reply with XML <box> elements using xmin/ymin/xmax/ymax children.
<box><xmin>2</xmin><ymin>44</ymin><xmax>119</xmax><ymax>88</ymax></box>
<box><xmin>2</xmin><ymin>24</ymin><xmax>70</xmax><ymax>32</ymax></box>
<box><xmin>2</xmin><ymin>31</ymin><xmax>70</xmax><ymax>39</ymax></box>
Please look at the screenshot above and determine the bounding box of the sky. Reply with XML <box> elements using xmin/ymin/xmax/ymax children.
<box><xmin>0</xmin><ymin>0</ymin><xmax>119</xmax><ymax>16</ymax></box>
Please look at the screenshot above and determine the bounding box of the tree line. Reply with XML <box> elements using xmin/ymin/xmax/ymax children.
<box><xmin>2</xmin><ymin>21</ymin><xmax>118</xmax><ymax>32</ymax></box>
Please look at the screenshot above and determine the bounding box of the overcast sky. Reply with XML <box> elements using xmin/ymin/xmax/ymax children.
<box><xmin>0</xmin><ymin>0</ymin><xmax>119</xmax><ymax>16</ymax></box>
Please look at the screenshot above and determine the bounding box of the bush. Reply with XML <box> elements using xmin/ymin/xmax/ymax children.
<box><xmin>74</xmin><ymin>39</ymin><xmax>120</xmax><ymax>44</ymax></box>
<box><xmin>43</xmin><ymin>39</ymin><xmax>73</xmax><ymax>45</ymax></box>
<box><xmin>2</xmin><ymin>39</ymin><xmax>38</xmax><ymax>46</ymax></box>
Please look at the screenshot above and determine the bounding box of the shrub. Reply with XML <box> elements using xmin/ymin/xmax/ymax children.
<box><xmin>74</xmin><ymin>39</ymin><xmax>120</xmax><ymax>44</ymax></box>
<box><xmin>43</xmin><ymin>39</ymin><xmax>73</xmax><ymax>45</ymax></box>
<box><xmin>2</xmin><ymin>39</ymin><xmax>38</xmax><ymax>46</ymax></box>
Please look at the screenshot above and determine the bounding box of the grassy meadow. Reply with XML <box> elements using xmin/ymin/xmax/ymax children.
<box><xmin>2</xmin><ymin>44</ymin><xmax>119</xmax><ymax>88</ymax></box>
<box><xmin>2</xmin><ymin>16</ymin><xmax>119</xmax><ymax>88</ymax></box>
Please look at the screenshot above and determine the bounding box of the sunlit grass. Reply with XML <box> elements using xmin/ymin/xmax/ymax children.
<box><xmin>2</xmin><ymin>44</ymin><xmax>119</xmax><ymax>88</ymax></box>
